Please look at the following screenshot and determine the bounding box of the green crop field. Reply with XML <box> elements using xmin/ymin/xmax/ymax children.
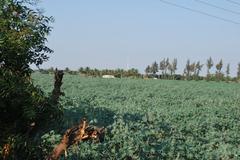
<box><xmin>33</xmin><ymin>73</ymin><xmax>240</xmax><ymax>159</ymax></box>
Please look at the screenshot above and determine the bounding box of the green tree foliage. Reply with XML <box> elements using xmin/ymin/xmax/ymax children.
<box><xmin>76</xmin><ymin>67</ymin><xmax>141</xmax><ymax>78</ymax></box>
<box><xmin>165</xmin><ymin>59</ymin><xmax>178</xmax><ymax>79</ymax></box>
<box><xmin>226</xmin><ymin>63</ymin><xmax>230</xmax><ymax>82</ymax></box>
<box><xmin>206</xmin><ymin>57</ymin><xmax>214</xmax><ymax>81</ymax></box>
<box><xmin>151</xmin><ymin>61</ymin><xmax>158</xmax><ymax>76</ymax></box>
<box><xmin>237</xmin><ymin>63</ymin><xmax>240</xmax><ymax>80</ymax></box>
<box><xmin>159</xmin><ymin>58</ymin><xmax>166</xmax><ymax>78</ymax></box>
<box><xmin>184</xmin><ymin>59</ymin><xmax>191</xmax><ymax>80</ymax></box>
<box><xmin>0</xmin><ymin>0</ymin><xmax>62</xmax><ymax>158</ymax></box>
<box><xmin>85</xmin><ymin>66</ymin><xmax>90</xmax><ymax>76</ymax></box>
<box><xmin>183</xmin><ymin>60</ymin><xmax>201</xmax><ymax>81</ymax></box>
<box><xmin>126</xmin><ymin>68</ymin><xmax>139</xmax><ymax>77</ymax></box>
<box><xmin>167</xmin><ymin>63</ymin><xmax>173</xmax><ymax>76</ymax></box>
<box><xmin>215</xmin><ymin>59</ymin><xmax>224</xmax><ymax>81</ymax></box>
<box><xmin>158</xmin><ymin>58</ymin><xmax>177</xmax><ymax>79</ymax></box>
<box><xmin>145</xmin><ymin>65</ymin><xmax>151</xmax><ymax>75</ymax></box>
<box><xmin>216</xmin><ymin>59</ymin><xmax>223</xmax><ymax>73</ymax></box>
<box><xmin>194</xmin><ymin>61</ymin><xmax>203</xmax><ymax>80</ymax></box>
<box><xmin>64</xmin><ymin>67</ymin><xmax>70</xmax><ymax>73</ymax></box>
<box><xmin>207</xmin><ymin>57</ymin><xmax>214</xmax><ymax>74</ymax></box>
<box><xmin>0</xmin><ymin>0</ymin><xmax>53</xmax><ymax>75</ymax></box>
<box><xmin>189</xmin><ymin>62</ymin><xmax>196</xmax><ymax>77</ymax></box>
<box><xmin>165</xmin><ymin>58</ymin><xmax>170</xmax><ymax>76</ymax></box>
<box><xmin>172</xmin><ymin>58</ymin><xmax>177</xmax><ymax>78</ymax></box>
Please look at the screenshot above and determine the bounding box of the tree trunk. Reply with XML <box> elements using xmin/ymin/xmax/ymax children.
<box><xmin>51</xmin><ymin>69</ymin><xmax>64</xmax><ymax>105</ymax></box>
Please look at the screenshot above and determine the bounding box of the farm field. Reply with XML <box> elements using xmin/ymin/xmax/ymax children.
<box><xmin>32</xmin><ymin>73</ymin><xmax>240</xmax><ymax>159</ymax></box>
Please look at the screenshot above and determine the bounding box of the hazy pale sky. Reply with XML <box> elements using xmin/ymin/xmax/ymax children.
<box><xmin>38</xmin><ymin>0</ymin><xmax>240</xmax><ymax>75</ymax></box>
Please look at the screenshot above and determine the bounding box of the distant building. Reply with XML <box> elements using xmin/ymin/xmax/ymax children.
<box><xmin>102</xmin><ymin>75</ymin><xmax>115</xmax><ymax>79</ymax></box>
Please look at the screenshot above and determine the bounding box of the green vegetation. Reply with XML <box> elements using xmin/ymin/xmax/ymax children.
<box><xmin>33</xmin><ymin>73</ymin><xmax>240</xmax><ymax>159</ymax></box>
<box><xmin>38</xmin><ymin>56</ymin><xmax>240</xmax><ymax>82</ymax></box>
<box><xmin>1</xmin><ymin>1</ymin><xmax>239</xmax><ymax>159</ymax></box>
<box><xmin>39</xmin><ymin>67</ymin><xmax>141</xmax><ymax>78</ymax></box>
<box><xmin>0</xmin><ymin>0</ymin><xmax>63</xmax><ymax>159</ymax></box>
<box><xmin>145</xmin><ymin>57</ymin><xmax>240</xmax><ymax>82</ymax></box>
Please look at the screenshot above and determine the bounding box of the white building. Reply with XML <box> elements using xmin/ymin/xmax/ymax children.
<box><xmin>102</xmin><ymin>75</ymin><xmax>115</xmax><ymax>79</ymax></box>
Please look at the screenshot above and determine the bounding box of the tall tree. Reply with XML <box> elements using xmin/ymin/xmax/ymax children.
<box><xmin>195</xmin><ymin>61</ymin><xmax>203</xmax><ymax>80</ymax></box>
<box><xmin>145</xmin><ymin>65</ymin><xmax>151</xmax><ymax>75</ymax></box>
<box><xmin>165</xmin><ymin>58</ymin><xmax>170</xmax><ymax>76</ymax></box>
<box><xmin>216</xmin><ymin>59</ymin><xmax>223</xmax><ymax>73</ymax></box>
<box><xmin>151</xmin><ymin>61</ymin><xmax>158</xmax><ymax>76</ymax></box>
<box><xmin>184</xmin><ymin>59</ymin><xmax>191</xmax><ymax>80</ymax></box>
<box><xmin>190</xmin><ymin>62</ymin><xmax>196</xmax><ymax>80</ymax></box>
<box><xmin>168</xmin><ymin>63</ymin><xmax>173</xmax><ymax>76</ymax></box>
<box><xmin>159</xmin><ymin>58</ymin><xmax>166</xmax><ymax>79</ymax></box>
<box><xmin>172</xmin><ymin>58</ymin><xmax>178</xmax><ymax>76</ymax></box>
<box><xmin>216</xmin><ymin>59</ymin><xmax>223</xmax><ymax>81</ymax></box>
<box><xmin>206</xmin><ymin>57</ymin><xmax>214</xmax><ymax>81</ymax></box>
<box><xmin>78</xmin><ymin>67</ymin><xmax>84</xmax><ymax>74</ymax></box>
<box><xmin>237</xmin><ymin>63</ymin><xmax>240</xmax><ymax>80</ymax></box>
<box><xmin>85</xmin><ymin>67</ymin><xmax>90</xmax><ymax>76</ymax></box>
<box><xmin>167</xmin><ymin>59</ymin><xmax>178</xmax><ymax>79</ymax></box>
<box><xmin>226</xmin><ymin>63</ymin><xmax>230</xmax><ymax>81</ymax></box>
<box><xmin>207</xmin><ymin>57</ymin><xmax>214</xmax><ymax>74</ymax></box>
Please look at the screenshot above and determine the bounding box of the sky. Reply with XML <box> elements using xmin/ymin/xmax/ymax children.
<box><xmin>37</xmin><ymin>0</ymin><xmax>240</xmax><ymax>75</ymax></box>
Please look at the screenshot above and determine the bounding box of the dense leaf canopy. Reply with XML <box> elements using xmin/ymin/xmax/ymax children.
<box><xmin>0</xmin><ymin>1</ymin><xmax>62</xmax><ymax>159</ymax></box>
<box><xmin>0</xmin><ymin>0</ymin><xmax>53</xmax><ymax>76</ymax></box>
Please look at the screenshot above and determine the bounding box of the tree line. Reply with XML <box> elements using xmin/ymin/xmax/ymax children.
<box><xmin>39</xmin><ymin>57</ymin><xmax>240</xmax><ymax>82</ymax></box>
<box><xmin>145</xmin><ymin>57</ymin><xmax>240</xmax><ymax>82</ymax></box>
<box><xmin>39</xmin><ymin>67</ymin><xmax>141</xmax><ymax>78</ymax></box>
